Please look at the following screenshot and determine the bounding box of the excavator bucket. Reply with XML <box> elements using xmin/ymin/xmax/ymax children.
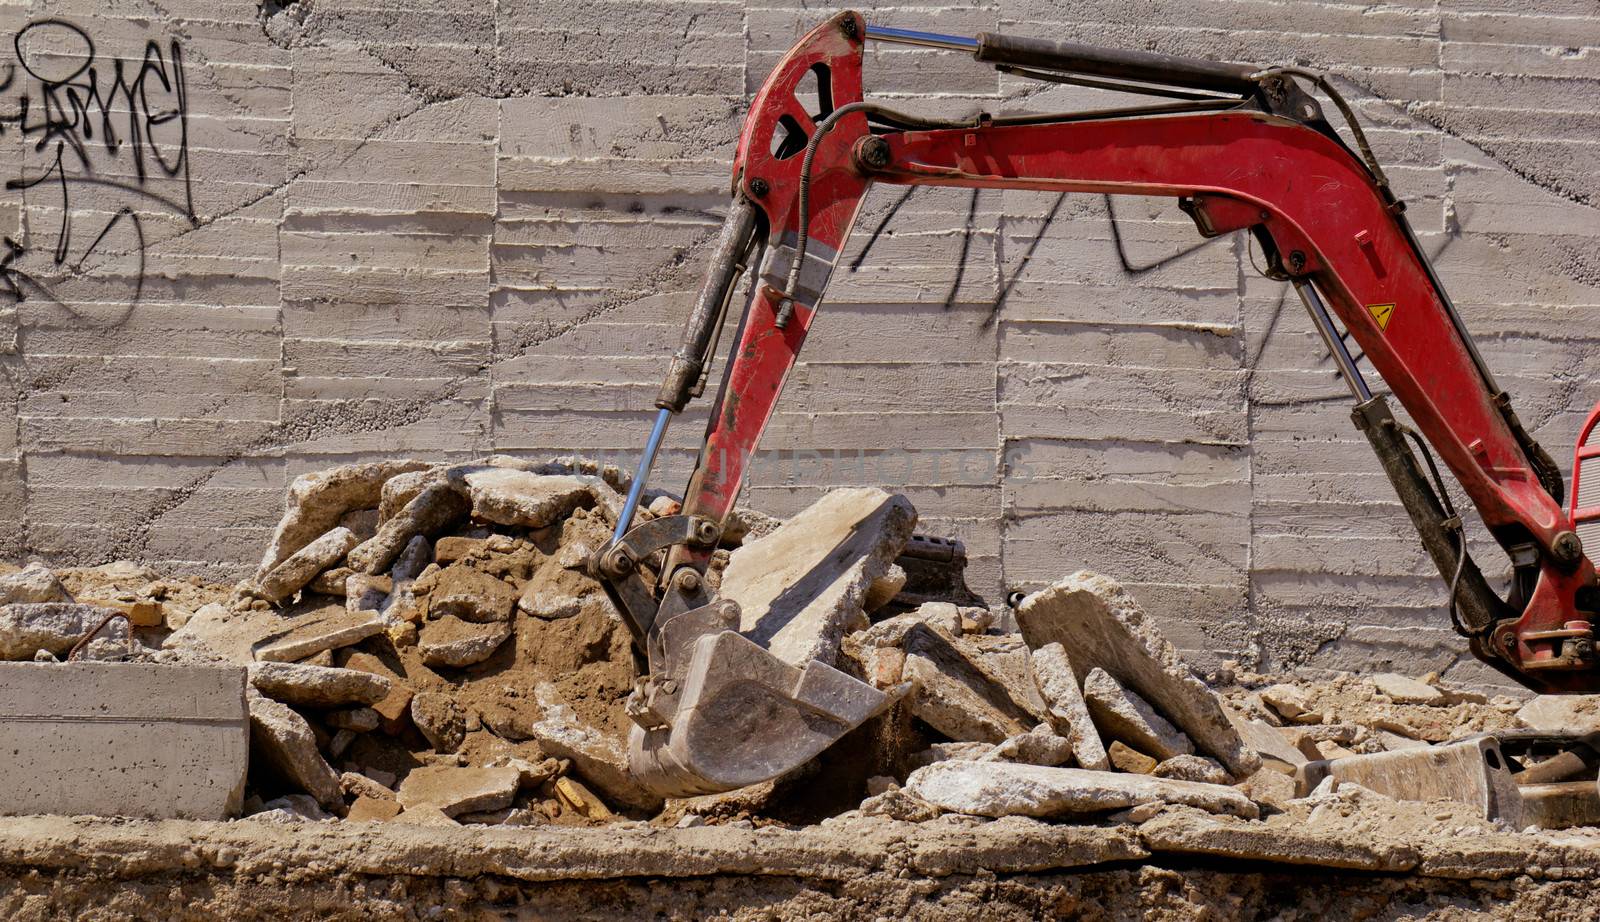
<box><xmin>606</xmin><ymin>490</ymin><xmax>915</xmax><ymax>797</ymax></box>
<box><xmin>629</xmin><ymin>627</ymin><xmax>890</xmax><ymax>797</ymax></box>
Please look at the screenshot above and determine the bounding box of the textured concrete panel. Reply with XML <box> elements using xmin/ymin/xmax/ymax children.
<box><xmin>0</xmin><ymin>1</ymin><xmax>1596</xmax><ymax>690</ymax></box>
<box><xmin>0</xmin><ymin>663</ymin><xmax>248</xmax><ymax>820</ymax></box>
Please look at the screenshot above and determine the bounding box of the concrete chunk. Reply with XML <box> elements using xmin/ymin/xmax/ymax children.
<box><xmin>1029</xmin><ymin>643</ymin><xmax>1109</xmax><ymax>771</ymax></box>
<box><xmin>1154</xmin><ymin>754</ymin><xmax>1231</xmax><ymax>785</ymax></box>
<box><xmin>248</xmin><ymin>661</ymin><xmax>393</xmax><ymax>709</ymax></box>
<box><xmin>425</xmin><ymin>566</ymin><xmax>516</xmax><ymax>623</ymax></box>
<box><xmin>530</xmin><ymin>683</ymin><xmax>662</xmax><ymax>813</ymax></box>
<box><xmin>1517</xmin><ymin>695</ymin><xmax>1600</xmax><ymax>735</ymax></box>
<box><xmin>721</xmin><ymin>488</ymin><xmax>916</xmax><ymax>668</ymax></box>
<box><xmin>410</xmin><ymin>690</ymin><xmax>466</xmax><ymax>753</ymax></box>
<box><xmin>257</xmin><ymin>460</ymin><xmax>432</xmax><ymax>578</ymax></box>
<box><xmin>901</xmin><ymin>623</ymin><xmax>1036</xmax><ymax>744</ymax></box>
<box><xmin>451</xmin><ymin>468</ymin><xmax>597</xmax><ymax>528</ymax></box>
<box><xmin>0</xmin><ymin>564</ymin><xmax>69</xmax><ymax>605</ymax></box>
<box><xmin>255</xmin><ymin>527</ymin><xmax>358</xmax><ymax>603</ymax></box>
<box><xmin>1083</xmin><ymin>667</ymin><xmax>1193</xmax><ymax>761</ymax></box>
<box><xmin>347</xmin><ymin>796</ymin><xmax>403</xmax><ymax>822</ymax></box>
<box><xmin>348</xmin><ymin>484</ymin><xmax>469</xmax><ymax>576</ymax></box>
<box><xmin>1016</xmin><ymin>572</ymin><xmax>1259</xmax><ymax>776</ymax></box>
<box><xmin>1108</xmin><ymin>741</ymin><xmax>1158</xmax><ymax>774</ymax></box>
<box><xmin>983</xmin><ymin>724</ymin><xmax>1075</xmax><ymax>767</ymax></box>
<box><xmin>1227</xmin><ymin>713</ymin><xmax>1309</xmax><ymax>775</ymax></box>
<box><xmin>1369</xmin><ymin>673</ymin><xmax>1447</xmax><ymax>706</ymax></box>
<box><xmin>0</xmin><ymin>663</ymin><xmax>248</xmax><ymax>819</ymax></box>
<box><xmin>341</xmin><ymin>651</ymin><xmax>414</xmax><ymax>734</ymax></box>
<box><xmin>397</xmin><ymin>765</ymin><xmax>520</xmax><ymax>817</ymax></box>
<box><xmin>905</xmin><ymin>760</ymin><xmax>1258</xmax><ymax>819</ymax></box>
<box><xmin>393</xmin><ymin>803</ymin><xmax>460</xmax><ymax>826</ymax></box>
<box><xmin>0</xmin><ymin>603</ymin><xmax>129</xmax><ymax>661</ymax></box>
<box><xmin>247</xmin><ymin>693</ymin><xmax>342</xmax><ymax>809</ymax></box>
<box><xmin>418</xmin><ymin>615</ymin><xmax>512</xmax><ymax>668</ymax></box>
<box><xmin>253</xmin><ymin>606</ymin><xmax>386</xmax><ymax>663</ymax></box>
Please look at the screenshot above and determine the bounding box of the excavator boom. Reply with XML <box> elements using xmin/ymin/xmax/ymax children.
<box><xmin>595</xmin><ymin>11</ymin><xmax>1600</xmax><ymax>796</ymax></box>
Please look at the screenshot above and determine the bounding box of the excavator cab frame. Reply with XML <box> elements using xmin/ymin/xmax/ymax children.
<box><xmin>593</xmin><ymin>11</ymin><xmax>1600</xmax><ymax>796</ymax></box>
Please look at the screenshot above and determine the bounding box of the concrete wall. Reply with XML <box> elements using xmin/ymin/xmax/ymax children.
<box><xmin>1</xmin><ymin>0</ymin><xmax>1596</xmax><ymax>688</ymax></box>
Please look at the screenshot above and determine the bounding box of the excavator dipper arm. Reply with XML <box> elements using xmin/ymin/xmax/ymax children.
<box><xmin>599</xmin><ymin>11</ymin><xmax>1600</xmax><ymax>796</ymax></box>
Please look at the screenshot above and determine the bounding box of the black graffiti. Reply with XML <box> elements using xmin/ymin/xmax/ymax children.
<box><xmin>0</xmin><ymin>19</ymin><xmax>194</xmax><ymax>303</ymax></box>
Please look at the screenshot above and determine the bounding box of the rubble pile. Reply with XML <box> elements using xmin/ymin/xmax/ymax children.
<box><xmin>5</xmin><ymin>459</ymin><xmax>1600</xmax><ymax>852</ymax></box>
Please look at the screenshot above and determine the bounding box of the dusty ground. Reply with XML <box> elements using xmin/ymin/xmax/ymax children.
<box><xmin>1</xmin><ymin>809</ymin><xmax>1597</xmax><ymax>920</ymax></box>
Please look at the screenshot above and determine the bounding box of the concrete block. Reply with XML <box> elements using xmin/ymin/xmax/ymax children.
<box><xmin>721</xmin><ymin>487</ymin><xmax>917</xmax><ymax>669</ymax></box>
<box><xmin>1016</xmin><ymin>572</ymin><xmax>1259</xmax><ymax>776</ymax></box>
<box><xmin>1083</xmin><ymin>667</ymin><xmax>1194</xmax><ymax>761</ymax></box>
<box><xmin>905</xmin><ymin>760</ymin><xmax>1258</xmax><ymax>820</ymax></box>
<box><xmin>0</xmin><ymin>663</ymin><xmax>247</xmax><ymax>819</ymax></box>
<box><xmin>1029</xmin><ymin>643</ymin><xmax>1109</xmax><ymax>771</ymax></box>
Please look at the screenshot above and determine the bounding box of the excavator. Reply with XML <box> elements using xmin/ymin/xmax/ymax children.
<box><xmin>586</xmin><ymin>11</ymin><xmax>1600</xmax><ymax>797</ymax></box>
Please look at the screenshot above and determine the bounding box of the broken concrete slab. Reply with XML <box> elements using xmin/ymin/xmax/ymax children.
<box><xmin>1083</xmin><ymin>667</ymin><xmax>1194</xmax><ymax>760</ymax></box>
<box><xmin>720</xmin><ymin>488</ymin><xmax>916</xmax><ymax>669</ymax></box>
<box><xmin>0</xmin><ymin>603</ymin><xmax>130</xmax><ymax>661</ymax></box>
<box><xmin>247</xmin><ymin>693</ymin><xmax>342</xmax><ymax>810</ymax></box>
<box><xmin>411</xmin><ymin>690</ymin><xmax>466</xmax><ymax>753</ymax></box>
<box><xmin>397</xmin><ymin>765</ymin><xmax>521</xmax><ymax>817</ymax></box>
<box><xmin>255</xmin><ymin>527</ymin><xmax>358</xmax><ymax>604</ymax></box>
<box><xmin>257</xmin><ymin>460</ymin><xmax>433</xmax><ymax>578</ymax></box>
<box><xmin>341</xmin><ymin>651</ymin><xmax>415</xmax><ymax>734</ymax></box>
<box><xmin>393</xmin><ymin>803</ymin><xmax>460</xmax><ymax>826</ymax></box>
<box><xmin>255</xmin><ymin>606</ymin><xmax>386</xmax><ymax>664</ymax></box>
<box><xmin>901</xmin><ymin>623</ymin><xmax>1036</xmax><ymax>744</ymax></box>
<box><xmin>554</xmin><ymin>776</ymin><xmax>613</xmax><ymax>819</ymax></box>
<box><xmin>1227</xmin><ymin>713</ymin><xmax>1309</xmax><ymax>775</ymax></box>
<box><xmin>1261</xmin><ymin>684</ymin><xmax>1315</xmax><ymax>723</ymax></box>
<box><xmin>1295</xmin><ymin>736</ymin><xmax>1524</xmax><ymax>825</ymax></box>
<box><xmin>348</xmin><ymin>483</ymin><xmax>470</xmax><ymax>576</ymax></box>
<box><xmin>863</xmin><ymin>564</ymin><xmax>907</xmax><ymax>613</ymax></box>
<box><xmin>419</xmin><ymin>615</ymin><xmax>512</xmax><ymax>668</ymax></box>
<box><xmin>530</xmin><ymin>683</ymin><xmax>662</xmax><ymax>813</ymax></box>
<box><xmin>905</xmin><ymin>760</ymin><xmax>1258</xmax><ymax>819</ymax></box>
<box><xmin>423</xmin><ymin>566</ymin><xmax>516</xmax><ymax>623</ymax></box>
<box><xmin>309</xmin><ymin>568</ymin><xmax>352</xmax><ymax>596</ymax></box>
<box><xmin>391</xmin><ymin>535</ymin><xmax>432</xmax><ymax>584</ymax></box>
<box><xmin>379</xmin><ymin>469</ymin><xmax>442</xmax><ymax>523</ymax></box>
<box><xmin>1154</xmin><ymin>754</ymin><xmax>1230</xmax><ymax>785</ymax></box>
<box><xmin>170</xmin><ymin>600</ymin><xmax>384</xmax><ymax>665</ymax></box>
<box><xmin>0</xmin><ymin>564</ymin><xmax>70</xmax><ymax>606</ymax></box>
<box><xmin>1029</xmin><ymin>642</ymin><xmax>1109</xmax><ymax>771</ymax></box>
<box><xmin>1517</xmin><ymin>695</ymin><xmax>1600</xmax><ymax>735</ymax></box>
<box><xmin>1108</xmin><ymin>741</ymin><xmax>1158</xmax><ymax>774</ymax></box>
<box><xmin>0</xmin><ymin>662</ymin><xmax>248</xmax><ymax>820</ymax></box>
<box><xmin>982</xmin><ymin>724</ymin><xmax>1074</xmax><ymax>767</ymax></box>
<box><xmin>1369</xmin><ymin>673</ymin><xmax>1447</xmax><ymax>706</ymax></box>
<box><xmin>247</xmin><ymin>661</ymin><xmax>393</xmax><ymax>709</ymax></box>
<box><xmin>450</xmin><ymin>468</ymin><xmax>598</xmax><ymax>529</ymax></box>
<box><xmin>1015</xmin><ymin>572</ymin><xmax>1259</xmax><ymax>777</ymax></box>
<box><xmin>347</xmin><ymin>796</ymin><xmax>403</xmax><ymax>822</ymax></box>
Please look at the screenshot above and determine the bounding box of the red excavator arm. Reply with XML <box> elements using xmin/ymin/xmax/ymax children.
<box><xmin>594</xmin><ymin>11</ymin><xmax>1600</xmax><ymax>796</ymax></box>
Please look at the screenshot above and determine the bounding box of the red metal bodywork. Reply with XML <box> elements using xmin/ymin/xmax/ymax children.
<box><xmin>1574</xmin><ymin>407</ymin><xmax>1600</xmax><ymax>539</ymax></box>
<box><xmin>673</xmin><ymin>12</ymin><xmax>1599</xmax><ymax>689</ymax></box>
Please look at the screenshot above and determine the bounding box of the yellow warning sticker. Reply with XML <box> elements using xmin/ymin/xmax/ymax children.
<box><xmin>1367</xmin><ymin>302</ymin><xmax>1395</xmax><ymax>331</ymax></box>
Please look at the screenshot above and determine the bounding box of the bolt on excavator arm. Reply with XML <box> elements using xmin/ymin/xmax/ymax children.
<box><xmin>598</xmin><ymin>10</ymin><xmax>1600</xmax><ymax>796</ymax></box>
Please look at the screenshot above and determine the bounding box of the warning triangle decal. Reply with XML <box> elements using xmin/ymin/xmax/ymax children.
<box><xmin>1367</xmin><ymin>302</ymin><xmax>1395</xmax><ymax>331</ymax></box>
